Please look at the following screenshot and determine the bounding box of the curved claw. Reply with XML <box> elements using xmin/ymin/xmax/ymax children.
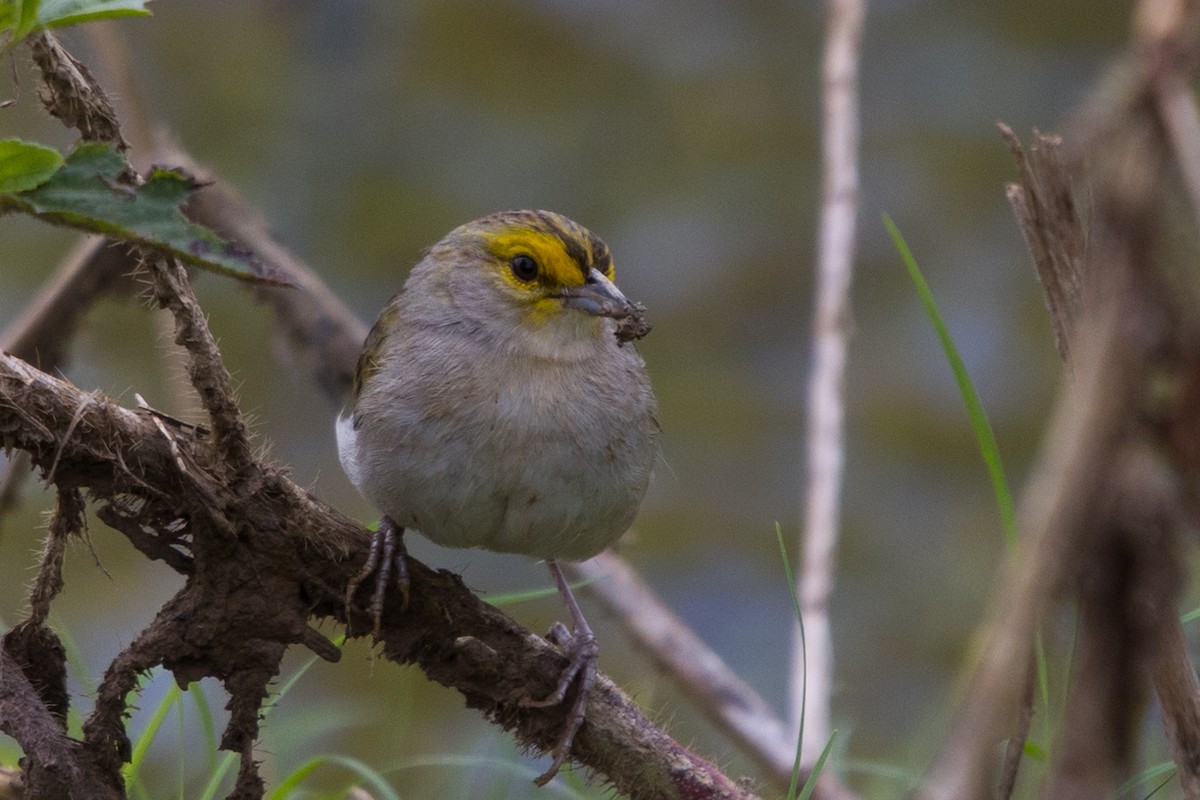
<box><xmin>344</xmin><ymin>516</ymin><xmax>410</xmax><ymax>638</ymax></box>
<box><xmin>520</xmin><ymin>560</ymin><xmax>599</xmax><ymax>785</ymax></box>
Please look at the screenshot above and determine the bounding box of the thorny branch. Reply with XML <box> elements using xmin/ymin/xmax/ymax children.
<box><xmin>0</xmin><ymin>343</ymin><xmax>761</xmax><ymax>800</ymax></box>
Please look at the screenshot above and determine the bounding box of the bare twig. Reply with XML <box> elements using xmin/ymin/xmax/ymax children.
<box><xmin>998</xmin><ymin>124</ymin><xmax>1084</xmax><ymax>364</ymax></box>
<box><xmin>1151</xmin><ymin>614</ymin><xmax>1200</xmax><ymax>798</ymax></box>
<box><xmin>28</xmin><ymin>30</ymin><xmax>126</xmax><ymax>151</ymax></box>
<box><xmin>794</xmin><ymin>0</ymin><xmax>865</xmax><ymax>766</ymax></box>
<box><xmin>144</xmin><ymin>257</ymin><xmax>254</xmax><ymax>474</ymax></box>
<box><xmin>996</xmin><ymin>659</ymin><xmax>1036</xmax><ymax>800</ymax></box>
<box><xmin>28</xmin><ymin>488</ymin><xmax>85</xmax><ymax>625</ymax></box>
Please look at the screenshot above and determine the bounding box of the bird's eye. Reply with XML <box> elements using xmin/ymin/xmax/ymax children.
<box><xmin>510</xmin><ymin>254</ymin><xmax>539</xmax><ymax>282</ymax></box>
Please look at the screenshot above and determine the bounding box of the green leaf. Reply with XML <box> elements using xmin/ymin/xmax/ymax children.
<box><xmin>15</xmin><ymin>0</ymin><xmax>40</xmax><ymax>38</ymax></box>
<box><xmin>36</xmin><ymin>0</ymin><xmax>150</xmax><ymax>28</ymax></box>
<box><xmin>0</xmin><ymin>138</ymin><xmax>64</xmax><ymax>192</ymax></box>
<box><xmin>884</xmin><ymin>214</ymin><xmax>1018</xmax><ymax>550</ymax></box>
<box><xmin>1</xmin><ymin>141</ymin><xmax>275</xmax><ymax>282</ymax></box>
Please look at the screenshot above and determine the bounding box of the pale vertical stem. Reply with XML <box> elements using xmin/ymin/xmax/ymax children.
<box><xmin>793</xmin><ymin>0</ymin><xmax>865</xmax><ymax>768</ymax></box>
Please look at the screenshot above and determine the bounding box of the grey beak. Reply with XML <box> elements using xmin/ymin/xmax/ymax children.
<box><xmin>561</xmin><ymin>268</ymin><xmax>635</xmax><ymax>319</ymax></box>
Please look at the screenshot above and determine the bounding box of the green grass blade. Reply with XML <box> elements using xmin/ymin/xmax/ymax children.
<box><xmin>884</xmin><ymin>214</ymin><xmax>1018</xmax><ymax>549</ymax></box>
<box><xmin>886</xmin><ymin>215</ymin><xmax>1055</xmax><ymax>753</ymax></box>
<box><xmin>197</xmin><ymin>754</ymin><xmax>236</xmax><ymax>800</ymax></box>
<box><xmin>1035</xmin><ymin>628</ymin><xmax>1050</xmax><ymax>739</ymax></box>
<box><xmin>487</xmin><ymin>577</ymin><xmax>600</xmax><ymax>607</ymax></box>
<box><xmin>189</xmin><ymin>684</ymin><xmax>219</xmax><ymax>776</ymax></box>
<box><xmin>175</xmin><ymin>693</ymin><xmax>186</xmax><ymax>800</ymax></box>
<box><xmin>1111</xmin><ymin>761</ymin><xmax>1176</xmax><ymax>798</ymax></box>
<box><xmin>796</xmin><ymin>730</ymin><xmax>837</xmax><ymax>800</ymax></box>
<box><xmin>123</xmin><ymin>676</ymin><xmax>182</xmax><ymax>791</ymax></box>
<box><xmin>1143</xmin><ymin>772</ymin><xmax>1179</xmax><ymax>799</ymax></box>
<box><xmin>269</xmin><ymin>755</ymin><xmax>400</xmax><ymax>800</ymax></box>
<box><xmin>776</xmin><ymin>523</ymin><xmax>806</xmax><ymax>798</ymax></box>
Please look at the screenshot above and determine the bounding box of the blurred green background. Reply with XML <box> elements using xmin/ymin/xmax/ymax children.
<box><xmin>0</xmin><ymin>1</ymin><xmax>1150</xmax><ymax>798</ymax></box>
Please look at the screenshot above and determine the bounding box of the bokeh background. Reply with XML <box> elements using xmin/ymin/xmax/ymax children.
<box><xmin>0</xmin><ymin>1</ymin><xmax>1160</xmax><ymax>798</ymax></box>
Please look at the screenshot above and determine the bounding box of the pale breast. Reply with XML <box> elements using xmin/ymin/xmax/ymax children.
<box><xmin>343</xmin><ymin>330</ymin><xmax>657</xmax><ymax>561</ymax></box>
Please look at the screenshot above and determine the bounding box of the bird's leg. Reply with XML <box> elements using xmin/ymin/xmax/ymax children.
<box><xmin>344</xmin><ymin>515</ymin><xmax>410</xmax><ymax>638</ymax></box>
<box><xmin>521</xmin><ymin>559</ymin><xmax>598</xmax><ymax>786</ymax></box>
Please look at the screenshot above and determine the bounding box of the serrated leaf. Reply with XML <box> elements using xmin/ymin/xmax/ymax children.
<box><xmin>36</xmin><ymin>0</ymin><xmax>150</xmax><ymax>28</ymax></box>
<box><xmin>1</xmin><ymin>141</ymin><xmax>275</xmax><ymax>282</ymax></box>
<box><xmin>0</xmin><ymin>138</ymin><xmax>64</xmax><ymax>192</ymax></box>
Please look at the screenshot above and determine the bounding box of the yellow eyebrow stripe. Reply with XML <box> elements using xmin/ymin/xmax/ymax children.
<box><xmin>486</xmin><ymin>228</ymin><xmax>588</xmax><ymax>287</ymax></box>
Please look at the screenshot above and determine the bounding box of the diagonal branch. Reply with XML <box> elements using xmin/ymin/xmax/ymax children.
<box><xmin>0</xmin><ymin>349</ymin><xmax>763</xmax><ymax>800</ymax></box>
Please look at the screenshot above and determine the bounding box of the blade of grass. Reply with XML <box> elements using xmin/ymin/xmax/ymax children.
<box><xmin>886</xmin><ymin>215</ymin><xmax>1055</xmax><ymax>765</ymax></box>
<box><xmin>777</xmin><ymin>523</ymin><xmax>807</xmax><ymax>798</ymax></box>
<box><xmin>486</xmin><ymin>577</ymin><xmax>600</xmax><ymax>607</ymax></box>
<box><xmin>269</xmin><ymin>755</ymin><xmax>401</xmax><ymax>800</ymax></box>
<box><xmin>883</xmin><ymin>214</ymin><xmax>1018</xmax><ymax>549</ymax></box>
<box><xmin>1112</xmin><ymin>761</ymin><xmax>1176</xmax><ymax>798</ymax></box>
<box><xmin>123</xmin><ymin>674</ymin><xmax>182</xmax><ymax>793</ymax></box>
<box><xmin>796</xmin><ymin>731</ymin><xmax>838</xmax><ymax>800</ymax></box>
<box><xmin>189</xmin><ymin>683</ymin><xmax>219</xmax><ymax>777</ymax></box>
<box><xmin>176</xmin><ymin>689</ymin><xmax>185</xmax><ymax>800</ymax></box>
<box><xmin>197</xmin><ymin>753</ymin><xmax>235</xmax><ymax>800</ymax></box>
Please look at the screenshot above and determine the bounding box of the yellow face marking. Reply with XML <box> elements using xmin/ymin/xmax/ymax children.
<box><xmin>450</xmin><ymin>210</ymin><xmax>617</xmax><ymax>327</ymax></box>
<box><xmin>487</xmin><ymin>227</ymin><xmax>589</xmax><ymax>289</ymax></box>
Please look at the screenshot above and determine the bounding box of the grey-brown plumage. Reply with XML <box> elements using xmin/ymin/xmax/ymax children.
<box><xmin>336</xmin><ymin>209</ymin><xmax>659</xmax><ymax>784</ymax></box>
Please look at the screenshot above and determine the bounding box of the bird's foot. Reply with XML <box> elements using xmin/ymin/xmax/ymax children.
<box><xmin>344</xmin><ymin>515</ymin><xmax>410</xmax><ymax>638</ymax></box>
<box><xmin>521</xmin><ymin>620</ymin><xmax>599</xmax><ymax>786</ymax></box>
<box><xmin>518</xmin><ymin>560</ymin><xmax>598</xmax><ymax>785</ymax></box>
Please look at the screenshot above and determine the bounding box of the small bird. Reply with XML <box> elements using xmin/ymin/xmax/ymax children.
<box><xmin>336</xmin><ymin>209</ymin><xmax>659</xmax><ymax>783</ymax></box>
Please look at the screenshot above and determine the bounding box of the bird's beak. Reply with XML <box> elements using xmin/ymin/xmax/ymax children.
<box><xmin>561</xmin><ymin>268</ymin><xmax>636</xmax><ymax>319</ymax></box>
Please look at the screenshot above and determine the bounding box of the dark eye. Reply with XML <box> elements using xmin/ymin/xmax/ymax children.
<box><xmin>510</xmin><ymin>254</ymin><xmax>539</xmax><ymax>282</ymax></box>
